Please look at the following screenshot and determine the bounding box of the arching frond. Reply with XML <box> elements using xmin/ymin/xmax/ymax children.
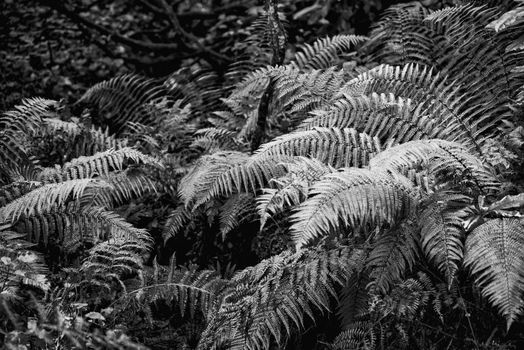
<box><xmin>292</xmin><ymin>35</ymin><xmax>367</xmax><ymax>70</ymax></box>
<box><xmin>290</xmin><ymin>169</ymin><xmax>418</xmax><ymax>248</ymax></box>
<box><xmin>38</xmin><ymin>147</ymin><xmax>162</xmax><ymax>182</ymax></box>
<box><xmin>298</xmin><ymin>93</ymin><xmax>451</xmax><ymax>145</ymax></box>
<box><xmin>419</xmin><ymin>192</ymin><xmax>469</xmax><ymax>285</ymax></box>
<box><xmin>0</xmin><ymin>98</ymin><xmax>58</xmax><ymax>178</ymax></box>
<box><xmin>464</xmin><ymin>218</ymin><xmax>524</xmax><ymax>329</ymax></box>
<box><xmin>128</xmin><ymin>262</ymin><xmax>228</xmax><ymax>320</ymax></box>
<box><xmin>198</xmin><ymin>247</ymin><xmax>365</xmax><ymax>350</ymax></box>
<box><xmin>162</xmin><ymin>206</ymin><xmax>194</xmax><ymax>243</ymax></box>
<box><xmin>0</xmin><ymin>179</ymin><xmax>110</xmax><ymax>224</ymax></box>
<box><xmin>191</xmin><ymin>127</ymin><xmax>241</xmax><ymax>153</ymax></box>
<box><xmin>179</xmin><ymin>151</ymin><xmax>250</xmax><ymax>207</ymax></box>
<box><xmin>345</xmin><ymin>63</ymin><xmax>493</xmax><ymax>153</ymax></box>
<box><xmin>338</xmin><ymin>272</ymin><xmax>371</xmax><ymax>328</ymax></box>
<box><xmin>369</xmin><ymin>140</ymin><xmax>501</xmax><ymax>194</ymax></box>
<box><xmin>332</xmin><ymin>321</ymin><xmax>377</xmax><ymax>350</ymax></box>
<box><xmin>91</xmin><ymin>171</ymin><xmax>157</xmax><ymax>208</ymax></box>
<box><xmin>219</xmin><ymin>193</ymin><xmax>257</xmax><ymax>239</ymax></box>
<box><xmin>255</xmin><ymin>127</ymin><xmax>382</xmax><ymax>168</ymax></box>
<box><xmin>366</xmin><ymin>221</ymin><xmax>419</xmax><ymax>294</ymax></box>
<box><xmin>76</xmin><ymin>74</ymin><xmax>175</xmax><ymax>134</ymax></box>
<box><xmin>15</xmin><ymin>205</ymin><xmax>151</xmax><ymax>249</ymax></box>
<box><xmin>365</xmin><ymin>2</ymin><xmax>435</xmax><ymax>66</ymax></box>
<box><xmin>257</xmin><ymin>157</ymin><xmax>334</xmax><ymax>229</ymax></box>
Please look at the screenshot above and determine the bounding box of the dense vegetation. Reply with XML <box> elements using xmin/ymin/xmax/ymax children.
<box><xmin>1</xmin><ymin>0</ymin><xmax>524</xmax><ymax>349</ymax></box>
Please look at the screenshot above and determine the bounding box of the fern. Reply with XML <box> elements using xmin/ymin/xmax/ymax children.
<box><xmin>366</xmin><ymin>221</ymin><xmax>419</xmax><ymax>294</ymax></box>
<box><xmin>198</xmin><ymin>246</ymin><xmax>365</xmax><ymax>350</ymax></box>
<box><xmin>37</xmin><ymin>147</ymin><xmax>162</xmax><ymax>182</ymax></box>
<box><xmin>418</xmin><ymin>192</ymin><xmax>470</xmax><ymax>285</ymax></box>
<box><xmin>76</xmin><ymin>74</ymin><xmax>176</xmax><ymax>134</ymax></box>
<box><xmin>0</xmin><ymin>179</ymin><xmax>110</xmax><ymax>224</ymax></box>
<box><xmin>290</xmin><ymin>168</ymin><xmax>418</xmax><ymax>248</ymax></box>
<box><xmin>219</xmin><ymin>193</ymin><xmax>257</xmax><ymax>239</ymax></box>
<box><xmin>464</xmin><ymin>218</ymin><xmax>524</xmax><ymax>329</ymax></box>
<box><xmin>292</xmin><ymin>34</ymin><xmax>367</xmax><ymax>70</ymax></box>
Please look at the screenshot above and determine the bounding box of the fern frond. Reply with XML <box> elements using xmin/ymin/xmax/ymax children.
<box><xmin>255</xmin><ymin>127</ymin><xmax>382</xmax><ymax>168</ymax></box>
<box><xmin>366</xmin><ymin>2</ymin><xmax>435</xmax><ymax>66</ymax></box>
<box><xmin>16</xmin><ymin>205</ymin><xmax>150</xmax><ymax>249</ymax></box>
<box><xmin>292</xmin><ymin>35</ymin><xmax>367</xmax><ymax>70</ymax></box>
<box><xmin>0</xmin><ymin>179</ymin><xmax>110</xmax><ymax>223</ymax></box>
<box><xmin>219</xmin><ymin>193</ymin><xmax>257</xmax><ymax>239</ymax></box>
<box><xmin>179</xmin><ymin>151</ymin><xmax>250</xmax><ymax>207</ymax></box>
<box><xmin>338</xmin><ymin>272</ymin><xmax>371</xmax><ymax>328</ymax></box>
<box><xmin>464</xmin><ymin>218</ymin><xmax>524</xmax><ymax>329</ymax></box>
<box><xmin>76</xmin><ymin>74</ymin><xmax>175</xmax><ymax>133</ymax></box>
<box><xmin>0</xmin><ymin>98</ymin><xmax>58</xmax><ymax>178</ymax></box>
<box><xmin>367</xmin><ymin>221</ymin><xmax>420</xmax><ymax>294</ymax></box>
<box><xmin>290</xmin><ymin>169</ymin><xmax>418</xmax><ymax>249</ymax></box>
<box><xmin>130</xmin><ymin>262</ymin><xmax>228</xmax><ymax>320</ymax></box>
<box><xmin>369</xmin><ymin>140</ymin><xmax>501</xmax><ymax>194</ymax></box>
<box><xmin>298</xmin><ymin>93</ymin><xmax>450</xmax><ymax>145</ymax></box>
<box><xmin>38</xmin><ymin>147</ymin><xmax>162</xmax><ymax>182</ymax></box>
<box><xmin>419</xmin><ymin>192</ymin><xmax>469</xmax><ymax>284</ymax></box>
<box><xmin>0</xmin><ymin>231</ymin><xmax>49</xmax><ymax>295</ymax></box>
<box><xmin>257</xmin><ymin>157</ymin><xmax>334</xmax><ymax>229</ymax></box>
<box><xmin>198</xmin><ymin>247</ymin><xmax>365</xmax><ymax>350</ymax></box>
<box><xmin>91</xmin><ymin>170</ymin><xmax>157</xmax><ymax>208</ymax></box>
<box><xmin>332</xmin><ymin>321</ymin><xmax>377</xmax><ymax>350</ymax></box>
<box><xmin>191</xmin><ymin>127</ymin><xmax>241</xmax><ymax>152</ymax></box>
<box><xmin>162</xmin><ymin>206</ymin><xmax>193</xmax><ymax>243</ymax></box>
<box><xmin>346</xmin><ymin>63</ymin><xmax>492</xmax><ymax>153</ymax></box>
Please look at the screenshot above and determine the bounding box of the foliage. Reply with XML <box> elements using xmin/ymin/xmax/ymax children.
<box><xmin>3</xmin><ymin>0</ymin><xmax>524</xmax><ymax>349</ymax></box>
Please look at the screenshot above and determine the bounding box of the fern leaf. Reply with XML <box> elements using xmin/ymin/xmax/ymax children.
<box><xmin>179</xmin><ymin>151</ymin><xmax>250</xmax><ymax>207</ymax></box>
<box><xmin>76</xmin><ymin>74</ymin><xmax>175</xmax><ymax>133</ymax></box>
<box><xmin>0</xmin><ymin>179</ymin><xmax>110</xmax><ymax>223</ymax></box>
<box><xmin>292</xmin><ymin>35</ymin><xmax>367</xmax><ymax>70</ymax></box>
<box><xmin>290</xmin><ymin>169</ymin><xmax>418</xmax><ymax>249</ymax></box>
<box><xmin>38</xmin><ymin>147</ymin><xmax>162</xmax><ymax>182</ymax></box>
<box><xmin>419</xmin><ymin>192</ymin><xmax>469</xmax><ymax>284</ymax></box>
<box><xmin>255</xmin><ymin>127</ymin><xmax>382</xmax><ymax>168</ymax></box>
<box><xmin>464</xmin><ymin>218</ymin><xmax>524</xmax><ymax>329</ymax></box>
<box><xmin>367</xmin><ymin>220</ymin><xmax>419</xmax><ymax>294</ymax></box>
<box><xmin>219</xmin><ymin>193</ymin><xmax>257</xmax><ymax>239</ymax></box>
<box><xmin>198</xmin><ymin>247</ymin><xmax>365</xmax><ymax>350</ymax></box>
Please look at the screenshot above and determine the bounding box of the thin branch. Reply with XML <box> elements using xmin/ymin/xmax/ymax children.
<box><xmin>38</xmin><ymin>0</ymin><xmax>179</xmax><ymax>52</ymax></box>
<box><xmin>157</xmin><ymin>0</ymin><xmax>232</xmax><ymax>63</ymax></box>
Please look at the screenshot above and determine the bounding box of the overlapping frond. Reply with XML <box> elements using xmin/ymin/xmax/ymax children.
<box><xmin>76</xmin><ymin>74</ymin><xmax>175</xmax><ymax>133</ymax></box>
<box><xmin>37</xmin><ymin>147</ymin><xmax>161</xmax><ymax>182</ymax></box>
<box><xmin>0</xmin><ymin>230</ymin><xmax>49</xmax><ymax>296</ymax></box>
<box><xmin>198</xmin><ymin>247</ymin><xmax>365</xmax><ymax>350</ymax></box>
<box><xmin>369</xmin><ymin>140</ymin><xmax>501</xmax><ymax>194</ymax></box>
<box><xmin>257</xmin><ymin>157</ymin><xmax>334</xmax><ymax>229</ymax></box>
<box><xmin>162</xmin><ymin>206</ymin><xmax>194</xmax><ymax>243</ymax></box>
<box><xmin>179</xmin><ymin>151</ymin><xmax>250</xmax><ymax>207</ymax></box>
<box><xmin>366</xmin><ymin>221</ymin><xmax>419</xmax><ymax>294</ymax></box>
<box><xmin>419</xmin><ymin>192</ymin><xmax>469</xmax><ymax>285</ymax></box>
<box><xmin>298</xmin><ymin>93</ymin><xmax>449</xmax><ymax>146</ymax></box>
<box><xmin>16</xmin><ymin>205</ymin><xmax>150</xmax><ymax>249</ymax></box>
<box><xmin>0</xmin><ymin>179</ymin><xmax>110</xmax><ymax>224</ymax></box>
<box><xmin>133</xmin><ymin>263</ymin><xmax>227</xmax><ymax>320</ymax></box>
<box><xmin>219</xmin><ymin>193</ymin><xmax>257</xmax><ymax>238</ymax></box>
<box><xmin>0</xmin><ymin>98</ymin><xmax>58</xmax><ymax>179</ymax></box>
<box><xmin>292</xmin><ymin>35</ymin><xmax>367</xmax><ymax>70</ymax></box>
<box><xmin>255</xmin><ymin>127</ymin><xmax>382</xmax><ymax>168</ymax></box>
<box><xmin>464</xmin><ymin>218</ymin><xmax>524</xmax><ymax>329</ymax></box>
<box><xmin>365</xmin><ymin>2</ymin><xmax>435</xmax><ymax>66</ymax></box>
<box><xmin>290</xmin><ymin>169</ymin><xmax>418</xmax><ymax>248</ymax></box>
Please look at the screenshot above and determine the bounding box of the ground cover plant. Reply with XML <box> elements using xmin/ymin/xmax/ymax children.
<box><xmin>1</xmin><ymin>0</ymin><xmax>524</xmax><ymax>349</ymax></box>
